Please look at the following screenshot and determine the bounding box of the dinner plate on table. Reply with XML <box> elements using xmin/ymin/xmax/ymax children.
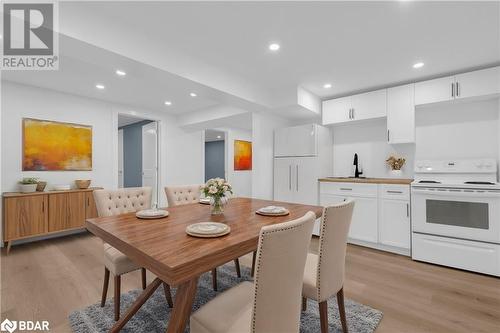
<box><xmin>256</xmin><ymin>206</ymin><xmax>290</xmax><ymax>216</ymax></box>
<box><xmin>136</xmin><ymin>209</ymin><xmax>169</xmax><ymax>219</ymax></box>
<box><xmin>186</xmin><ymin>222</ymin><xmax>230</xmax><ymax>238</ymax></box>
<box><xmin>199</xmin><ymin>197</ymin><xmax>211</xmax><ymax>205</ymax></box>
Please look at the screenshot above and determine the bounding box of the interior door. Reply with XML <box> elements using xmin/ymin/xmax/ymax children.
<box><xmin>273</xmin><ymin>158</ymin><xmax>294</xmax><ymax>202</ymax></box>
<box><xmin>118</xmin><ymin>129</ymin><xmax>124</xmax><ymax>188</ymax></box>
<box><xmin>142</xmin><ymin>122</ymin><xmax>158</xmax><ymax>207</ymax></box>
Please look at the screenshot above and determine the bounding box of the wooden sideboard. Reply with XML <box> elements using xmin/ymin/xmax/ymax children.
<box><xmin>2</xmin><ymin>187</ymin><xmax>101</xmax><ymax>253</ymax></box>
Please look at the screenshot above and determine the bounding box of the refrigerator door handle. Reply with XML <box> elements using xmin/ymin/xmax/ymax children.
<box><xmin>289</xmin><ymin>165</ymin><xmax>292</xmax><ymax>191</ymax></box>
<box><xmin>296</xmin><ymin>165</ymin><xmax>299</xmax><ymax>191</ymax></box>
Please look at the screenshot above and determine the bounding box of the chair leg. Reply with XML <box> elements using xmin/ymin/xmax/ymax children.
<box><xmin>163</xmin><ymin>283</ymin><xmax>174</xmax><ymax>308</ymax></box>
<box><xmin>211</xmin><ymin>268</ymin><xmax>217</xmax><ymax>291</ymax></box>
<box><xmin>100</xmin><ymin>268</ymin><xmax>110</xmax><ymax>307</ymax></box>
<box><xmin>234</xmin><ymin>258</ymin><xmax>241</xmax><ymax>278</ymax></box>
<box><xmin>251</xmin><ymin>251</ymin><xmax>257</xmax><ymax>277</ymax></box>
<box><xmin>337</xmin><ymin>288</ymin><xmax>348</xmax><ymax>332</ymax></box>
<box><xmin>302</xmin><ymin>297</ymin><xmax>307</xmax><ymax>311</ymax></box>
<box><xmin>319</xmin><ymin>300</ymin><xmax>328</xmax><ymax>333</ymax></box>
<box><xmin>141</xmin><ymin>268</ymin><xmax>147</xmax><ymax>290</ymax></box>
<box><xmin>114</xmin><ymin>275</ymin><xmax>121</xmax><ymax>321</ymax></box>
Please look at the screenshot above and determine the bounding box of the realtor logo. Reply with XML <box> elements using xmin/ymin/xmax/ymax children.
<box><xmin>0</xmin><ymin>319</ymin><xmax>17</xmax><ymax>333</ymax></box>
<box><xmin>2</xmin><ymin>1</ymin><xmax>59</xmax><ymax>70</ymax></box>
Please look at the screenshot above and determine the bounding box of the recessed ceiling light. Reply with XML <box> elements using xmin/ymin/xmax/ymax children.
<box><xmin>413</xmin><ymin>62</ymin><xmax>424</xmax><ymax>69</ymax></box>
<box><xmin>164</xmin><ymin>101</ymin><xmax>172</xmax><ymax>106</ymax></box>
<box><xmin>323</xmin><ymin>83</ymin><xmax>332</xmax><ymax>89</ymax></box>
<box><xmin>95</xmin><ymin>84</ymin><xmax>105</xmax><ymax>90</ymax></box>
<box><xmin>115</xmin><ymin>69</ymin><xmax>126</xmax><ymax>76</ymax></box>
<box><xmin>190</xmin><ymin>92</ymin><xmax>197</xmax><ymax>97</ymax></box>
<box><xmin>217</xmin><ymin>135</ymin><xmax>222</xmax><ymax>139</ymax></box>
<box><xmin>268</xmin><ymin>43</ymin><xmax>280</xmax><ymax>51</ymax></box>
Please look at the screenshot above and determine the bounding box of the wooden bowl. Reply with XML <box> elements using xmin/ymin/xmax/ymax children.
<box><xmin>75</xmin><ymin>179</ymin><xmax>91</xmax><ymax>189</ymax></box>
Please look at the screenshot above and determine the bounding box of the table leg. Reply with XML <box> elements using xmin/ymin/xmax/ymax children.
<box><xmin>110</xmin><ymin>278</ymin><xmax>162</xmax><ymax>333</ymax></box>
<box><xmin>166</xmin><ymin>277</ymin><xmax>199</xmax><ymax>333</ymax></box>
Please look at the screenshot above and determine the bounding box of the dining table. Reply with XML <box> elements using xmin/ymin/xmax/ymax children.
<box><xmin>85</xmin><ymin>197</ymin><xmax>323</xmax><ymax>333</ymax></box>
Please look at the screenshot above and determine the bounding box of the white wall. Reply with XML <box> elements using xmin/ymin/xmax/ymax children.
<box><xmin>332</xmin><ymin>119</ymin><xmax>416</xmax><ymax>179</ymax></box>
<box><xmin>251</xmin><ymin>112</ymin><xmax>293</xmax><ymax>199</ymax></box>
<box><xmin>1</xmin><ymin>82</ymin><xmax>204</xmax><ymax>244</ymax></box>
<box><xmin>415</xmin><ymin>99</ymin><xmax>499</xmax><ymax>162</ymax></box>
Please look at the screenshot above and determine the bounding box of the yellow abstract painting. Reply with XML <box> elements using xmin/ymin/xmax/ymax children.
<box><xmin>234</xmin><ymin>140</ymin><xmax>252</xmax><ymax>171</ymax></box>
<box><xmin>23</xmin><ymin>118</ymin><xmax>92</xmax><ymax>171</ymax></box>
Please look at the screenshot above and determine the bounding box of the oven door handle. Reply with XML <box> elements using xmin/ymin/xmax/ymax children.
<box><xmin>412</xmin><ymin>188</ymin><xmax>500</xmax><ymax>198</ymax></box>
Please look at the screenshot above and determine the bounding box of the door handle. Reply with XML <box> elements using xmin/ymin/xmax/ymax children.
<box><xmin>296</xmin><ymin>165</ymin><xmax>299</xmax><ymax>191</ymax></box>
<box><xmin>289</xmin><ymin>165</ymin><xmax>291</xmax><ymax>191</ymax></box>
<box><xmin>340</xmin><ymin>188</ymin><xmax>353</xmax><ymax>191</ymax></box>
<box><xmin>456</xmin><ymin>82</ymin><xmax>460</xmax><ymax>97</ymax></box>
<box><xmin>406</xmin><ymin>203</ymin><xmax>410</xmax><ymax>217</ymax></box>
<box><xmin>387</xmin><ymin>130</ymin><xmax>390</xmax><ymax>142</ymax></box>
<box><xmin>352</xmin><ymin>108</ymin><xmax>355</xmax><ymax>119</ymax></box>
<box><xmin>451</xmin><ymin>82</ymin><xmax>455</xmax><ymax>98</ymax></box>
<box><xmin>348</xmin><ymin>109</ymin><xmax>352</xmax><ymax>119</ymax></box>
<box><xmin>387</xmin><ymin>190</ymin><xmax>403</xmax><ymax>194</ymax></box>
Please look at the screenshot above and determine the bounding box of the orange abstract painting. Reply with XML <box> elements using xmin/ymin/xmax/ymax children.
<box><xmin>23</xmin><ymin>118</ymin><xmax>92</xmax><ymax>171</ymax></box>
<box><xmin>234</xmin><ymin>140</ymin><xmax>252</xmax><ymax>171</ymax></box>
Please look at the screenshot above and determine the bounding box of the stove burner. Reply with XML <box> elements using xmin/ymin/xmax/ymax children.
<box><xmin>418</xmin><ymin>180</ymin><xmax>441</xmax><ymax>184</ymax></box>
<box><xmin>464</xmin><ymin>181</ymin><xmax>495</xmax><ymax>185</ymax></box>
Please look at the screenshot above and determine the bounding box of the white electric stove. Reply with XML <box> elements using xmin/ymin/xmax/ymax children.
<box><xmin>411</xmin><ymin>158</ymin><xmax>500</xmax><ymax>276</ymax></box>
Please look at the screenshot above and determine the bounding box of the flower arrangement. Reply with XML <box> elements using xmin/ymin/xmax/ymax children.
<box><xmin>18</xmin><ymin>177</ymin><xmax>39</xmax><ymax>193</ymax></box>
<box><xmin>19</xmin><ymin>177</ymin><xmax>38</xmax><ymax>185</ymax></box>
<box><xmin>201</xmin><ymin>178</ymin><xmax>233</xmax><ymax>214</ymax></box>
<box><xmin>386</xmin><ymin>156</ymin><xmax>406</xmax><ymax>171</ymax></box>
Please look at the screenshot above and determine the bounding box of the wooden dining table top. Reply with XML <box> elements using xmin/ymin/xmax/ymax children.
<box><xmin>86</xmin><ymin>197</ymin><xmax>323</xmax><ymax>286</ymax></box>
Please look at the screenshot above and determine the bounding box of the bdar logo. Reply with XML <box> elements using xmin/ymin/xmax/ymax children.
<box><xmin>0</xmin><ymin>319</ymin><xmax>17</xmax><ymax>333</ymax></box>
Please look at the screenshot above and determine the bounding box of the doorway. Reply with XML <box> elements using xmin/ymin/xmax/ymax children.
<box><xmin>204</xmin><ymin>129</ymin><xmax>226</xmax><ymax>182</ymax></box>
<box><xmin>118</xmin><ymin>114</ymin><xmax>159</xmax><ymax>206</ymax></box>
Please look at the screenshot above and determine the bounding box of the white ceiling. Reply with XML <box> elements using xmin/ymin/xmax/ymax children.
<box><xmin>59</xmin><ymin>1</ymin><xmax>500</xmax><ymax>106</ymax></box>
<box><xmin>4</xmin><ymin>1</ymin><xmax>499</xmax><ymax>121</ymax></box>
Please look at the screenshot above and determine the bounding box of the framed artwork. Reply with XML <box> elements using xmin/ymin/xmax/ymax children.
<box><xmin>234</xmin><ymin>140</ymin><xmax>252</xmax><ymax>171</ymax></box>
<box><xmin>22</xmin><ymin>118</ymin><xmax>93</xmax><ymax>171</ymax></box>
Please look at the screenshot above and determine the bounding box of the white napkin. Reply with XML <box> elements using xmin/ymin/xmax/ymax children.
<box><xmin>258</xmin><ymin>206</ymin><xmax>286</xmax><ymax>214</ymax></box>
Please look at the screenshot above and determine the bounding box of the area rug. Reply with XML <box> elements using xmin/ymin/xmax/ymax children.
<box><xmin>69</xmin><ymin>265</ymin><xmax>382</xmax><ymax>333</ymax></box>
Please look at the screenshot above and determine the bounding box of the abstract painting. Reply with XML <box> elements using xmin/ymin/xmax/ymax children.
<box><xmin>23</xmin><ymin>118</ymin><xmax>92</xmax><ymax>171</ymax></box>
<box><xmin>234</xmin><ymin>140</ymin><xmax>252</xmax><ymax>171</ymax></box>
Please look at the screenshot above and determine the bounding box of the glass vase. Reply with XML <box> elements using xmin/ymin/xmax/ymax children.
<box><xmin>210</xmin><ymin>196</ymin><xmax>227</xmax><ymax>215</ymax></box>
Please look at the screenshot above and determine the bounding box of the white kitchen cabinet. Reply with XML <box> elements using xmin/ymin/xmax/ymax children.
<box><xmin>455</xmin><ymin>67</ymin><xmax>500</xmax><ymax>99</ymax></box>
<box><xmin>387</xmin><ymin>84</ymin><xmax>415</xmax><ymax>144</ymax></box>
<box><xmin>415</xmin><ymin>66</ymin><xmax>500</xmax><ymax>105</ymax></box>
<box><xmin>351</xmin><ymin>89</ymin><xmax>387</xmax><ymax>121</ymax></box>
<box><xmin>322</xmin><ymin>89</ymin><xmax>387</xmax><ymax>125</ymax></box>
<box><xmin>414</xmin><ymin>76</ymin><xmax>455</xmax><ymax>105</ymax></box>
<box><xmin>322</xmin><ymin>97</ymin><xmax>351</xmax><ymax>125</ymax></box>
<box><xmin>274</xmin><ymin>124</ymin><xmax>318</xmax><ymax>157</ymax></box>
<box><xmin>379</xmin><ymin>199</ymin><xmax>410</xmax><ymax>249</ymax></box>
<box><xmin>348</xmin><ymin>196</ymin><xmax>379</xmax><ymax>243</ymax></box>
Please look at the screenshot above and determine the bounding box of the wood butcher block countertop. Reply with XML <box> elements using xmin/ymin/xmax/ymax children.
<box><xmin>318</xmin><ymin>177</ymin><xmax>413</xmax><ymax>185</ymax></box>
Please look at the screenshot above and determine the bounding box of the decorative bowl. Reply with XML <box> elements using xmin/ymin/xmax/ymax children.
<box><xmin>75</xmin><ymin>179</ymin><xmax>91</xmax><ymax>189</ymax></box>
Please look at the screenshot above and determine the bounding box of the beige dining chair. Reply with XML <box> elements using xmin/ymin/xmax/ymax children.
<box><xmin>164</xmin><ymin>185</ymin><xmax>242</xmax><ymax>291</ymax></box>
<box><xmin>190</xmin><ymin>211</ymin><xmax>316</xmax><ymax>333</ymax></box>
<box><xmin>94</xmin><ymin>187</ymin><xmax>173</xmax><ymax>321</ymax></box>
<box><xmin>302</xmin><ymin>200</ymin><xmax>355</xmax><ymax>333</ymax></box>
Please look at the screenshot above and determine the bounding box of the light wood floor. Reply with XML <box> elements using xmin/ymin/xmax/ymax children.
<box><xmin>1</xmin><ymin>233</ymin><xmax>499</xmax><ymax>332</ymax></box>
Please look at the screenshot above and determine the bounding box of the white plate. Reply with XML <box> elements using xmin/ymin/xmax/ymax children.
<box><xmin>258</xmin><ymin>206</ymin><xmax>287</xmax><ymax>214</ymax></box>
<box><xmin>199</xmin><ymin>198</ymin><xmax>211</xmax><ymax>205</ymax></box>
<box><xmin>136</xmin><ymin>209</ymin><xmax>169</xmax><ymax>219</ymax></box>
<box><xmin>186</xmin><ymin>222</ymin><xmax>230</xmax><ymax>238</ymax></box>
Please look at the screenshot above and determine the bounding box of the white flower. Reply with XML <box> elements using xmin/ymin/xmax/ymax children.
<box><xmin>208</xmin><ymin>186</ymin><xmax>217</xmax><ymax>194</ymax></box>
<box><xmin>222</xmin><ymin>185</ymin><xmax>228</xmax><ymax>192</ymax></box>
<box><xmin>217</xmin><ymin>179</ymin><xmax>224</xmax><ymax>186</ymax></box>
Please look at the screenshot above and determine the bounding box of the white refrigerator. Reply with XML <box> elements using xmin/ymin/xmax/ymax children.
<box><xmin>273</xmin><ymin>124</ymin><xmax>333</xmax><ymax>235</ymax></box>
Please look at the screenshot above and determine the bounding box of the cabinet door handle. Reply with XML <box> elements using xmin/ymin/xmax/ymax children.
<box><xmin>296</xmin><ymin>165</ymin><xmax>299</xmax><ymax>191</ymax></box>
<box><xmin>406</xmin><ymin>203</ymin><xmax>410</xmax><ymax>217</ymax></box>
<box><xmin>289</xmin><ymin>165</ymin><xmax>292</xmax><ymax>191</ymax></box>
<box><xmin>352</xmin><ymin>108</ymin><xmax>355</xmax><ymax>119</ymax></box>
<box><xmin>456</xmin><ymin>82</ymin><xmax>460</xmax><ymax>97</ymax></box>
<box><xmin>340</xmin><ymin>188</ymin><xmax>353</xmax><ymax>191</ymax></box>
<box><xmin>348</xmin><ymin>108</ymin><xmax>351</xmax><ymax>119</ymax></box>
<box><xmin>387</xmin><ymin>190</ymin><xmax>403</xmax><ymax>194</ymax></box>
<box><xmin>42</xmin><ymin>201</ymin><xmax>44</xmax><ymax>213</ymax></box>
<box><xmin>451</xmin><ymin>82</ymin><xmax>455</xmax><ymax>97</ymax></box>
<box><xmin>387</xmin><ymin>130</ymin><xmax>390</xmax><ymax>142</ymax></box>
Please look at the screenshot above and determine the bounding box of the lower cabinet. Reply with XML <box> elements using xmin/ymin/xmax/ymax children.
<box><xmin>319</xmin><ymin>182</ymin><xmax>411</xmax><ymax>255</ymax></box>
<box><xmin>2</xmin><ymin>188</ymin><xmax>100</xmax><ymax>252</ymax></box>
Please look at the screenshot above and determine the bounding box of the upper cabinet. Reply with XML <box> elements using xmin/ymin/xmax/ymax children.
<box><xmin>322</xmin><ymin>88</ymin><xmax>387</xmax><ymax>125</ymax></box>
<box><xmin>415</xmin><ymin>66</ymin><xmax>500</xmax><ymax>105</ymax></box>
<box><xmin>274</xmin><ymin>124</ymin><xmax>318</xmax><ymax>157</ymax></box>
<box><xmin>387</xmin><ymin>84</ymin><xmax>415</xmax><ymax>144</ymax></box>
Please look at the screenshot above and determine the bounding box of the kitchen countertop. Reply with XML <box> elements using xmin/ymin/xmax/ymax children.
<box><xmin>318</xmin><ymin>177</ymin><xmax>413</xmax><ymax>185</ymax></box>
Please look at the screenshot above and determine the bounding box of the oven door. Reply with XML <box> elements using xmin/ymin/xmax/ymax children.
<box><xmin>412</xmin><ymin>187</ymin><xmax>500</xmax><ymax>243</ymax></box>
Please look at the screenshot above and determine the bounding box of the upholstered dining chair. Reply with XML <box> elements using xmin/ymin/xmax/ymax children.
<box><xmin>164</xmin><ymin>185</ymin><xmax>242</xmax><ymax>291</ymax></box>
<box><xmin>94</xmin><ymin>187</ymin><xmax>173</xmax><ymax>321</ymax></box>
<box><xmin>302</xmin><ymin>200</ymin><xmax>355</xmax><ymax>333</ymax></box>
<box><xmin>190</xmin><ymin>211</ymin><xmax>316</xmax><ymax>333</ymax></box>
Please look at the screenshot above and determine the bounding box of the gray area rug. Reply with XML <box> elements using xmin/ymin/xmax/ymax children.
<box><xmin>69</xmin><ymin>264</ymin><xmax>382</xmax><ymax>332</ymax></box>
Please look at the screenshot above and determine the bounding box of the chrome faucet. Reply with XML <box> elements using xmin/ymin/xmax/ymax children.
<box><xmin>353</xmin><ymin>153</ymin><xmax>363</xmax><ymax>178</ymax></box>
